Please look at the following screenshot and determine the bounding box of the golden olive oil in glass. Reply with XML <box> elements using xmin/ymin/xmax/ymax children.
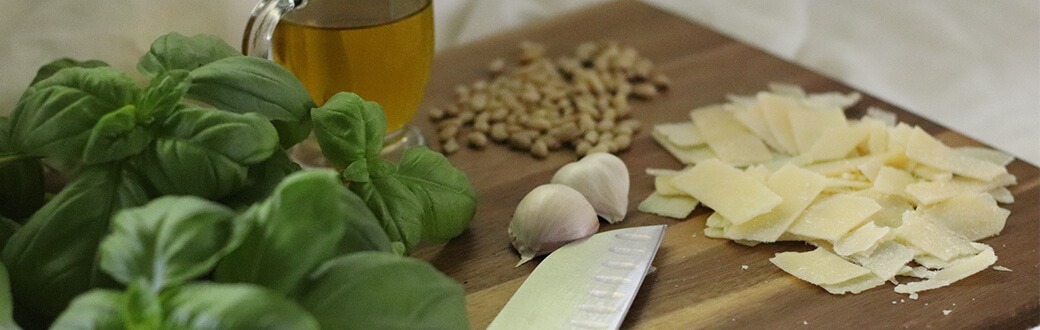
<box><xmin>272</xmin><ymin>0</ymin><xmax>434</xmax><ymax>136</ymax></box>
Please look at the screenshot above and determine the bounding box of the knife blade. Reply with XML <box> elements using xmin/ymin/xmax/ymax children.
<box><xmin>487</xmin><ymin>225</ymin><xmax>667</xmax><ymax>330</ymax></box>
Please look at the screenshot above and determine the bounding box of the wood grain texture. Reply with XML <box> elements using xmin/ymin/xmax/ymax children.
<box><xmin>408</xmin><ymin>1</ymin><xmax>1040</xmax><ymax>328</ymax></box>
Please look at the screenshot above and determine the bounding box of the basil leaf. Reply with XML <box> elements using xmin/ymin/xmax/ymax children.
<box><xmin>82</xmin><ymin>105</ymin><xmax>153</xmax><ymax>164</ymax></box>
<box><xmin>349</xmin><ymin>173</ymin><xmax>423</xmax><ymax>253</ymax></box>
<box><xmin>0</xmin><ymin>263</ymin><xmax>19</xmax><ymax>330</ymax></box>
<box><xmin>215</xmin><ymin>170</ymin><xmax>349</xmax><ymax>295</ymax></box>
<box><xmin>295</xmin><ymin>252</ymin><xmax>468</xmax><ymax>330</ymax></box>
<box><xmin>186</xmin><ymin>56</ymin><xmax>314</xmax><ymax>147</ymax></box>
<box><xmin>218</xmin><ymin>149</ymin><xmax>301</xmax><ymax>208</ymax></box>
<box><xmin>120</xmin><ymin>282</ymin><xmax>162</xmax><ymax>329</ymax></box>
<box><xmin>30</xmin><ymin>57</ymin><xmax>109</xmax><ymax>86</ymax></box>
<box><xmin>136</xmin><ymin>69</ymin><xmax>191</xmax><ymax>119</ymax></box>
<box><xmin>334</xmin><ymin>183</ymin><xmax>395</xmax><ymax>256</ymax></box>
<box><xmin>98</xmin><ymin>196</ymin><xmax>243</xmax><ymax>291</ymax></box>
<box><xmin>271</xmin><ymin>117</ymin><xmax>314</xmax><ymax>150</ymax></box>
<box><xmin>137</xmin><ymin>33</ymin><xmax>312</xmax><ymax>147</ymax></box>
<box><xmin>311</xmin><ymin>164</ymin><xmax>396</xmax><ymax>255</ymax></box>
<box><xmin>8</xmin><ymin>67</ymin><xmax>137</xmax><ymax>162</ymax></box>
<box><xmin>50</xmin><ymin>290</ymin><xmax>125</xmax><ymax>330</ymax></box>
<box><xmin>158</xmin><ymin>106</ymin><xmax>278</xmax><ymax>165</ymax></box>
<box><xmin>0</xmin><ymin>156</ymin><xmax>44</xmax><ymax>222</ymax></box>
<box><xmin>135</xmin><ymin>107</ymin><xmax>278</xmax><ymax>199</ymax></box>
<box><xmin>136</xmin><ymin>32</ymin><xmax>240</xmax><ymax>77</ymax></box>
<box><xmin>25</xmin><ymin>66</ymin><xmax>137</xmax><ymax>116</ymax></box>
<box><xmin>160</xmin><ymin>283</ymin><xmax>319</xmax><ymax>330</ymax></box>
<box><xmin>341</xmin><ymin>158</ymin><xmax>371</xmax><ymax>182</ymax></box>
<box><xmin>0</xmin><ymin>217</ymin><xmax>19</xmax><ymax>251</ymax></box>
<box><xmin>311</xmin><ymin>92</ymin><xmax>386</xmax><ymax>167</ymax></box>
<box><xmin>133</xmin><ymin>139</ymin><xmax>248</xmax><ymax>199</ymax></box>
<box><xmin>0</xmin><ymin>165</ymin><xmax>150</xmax><ymax>318</ymax></box>
<box><xmin>396</xmin><ymin>146</ymin><xmax>477</xmax><ymax>241</ymax></box>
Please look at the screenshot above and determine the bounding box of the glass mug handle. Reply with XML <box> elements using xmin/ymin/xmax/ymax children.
<box><xmin>241</xmin><ymin>0</ymin><xmax>305</xmax><ymax>57</ymax></box>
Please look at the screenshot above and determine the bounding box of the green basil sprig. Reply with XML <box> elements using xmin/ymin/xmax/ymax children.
<box><xmin>312</xmin><ymin>92</ymin><xmax>478</xmax><ymax>252</ymax></box>
<box><xmin>138</xmin><ymin>33</ymin><xmax>315</xmax><ymax>147</ymax></box>
<box><xmin>214</xmin><ymin>170</ymin><xmax>395</xmax><ymax>295</ymax></box>
<box><xmin>8</xmin><ymin>66</ymin><xmax>138</xmax><ymax>164</ymax></box>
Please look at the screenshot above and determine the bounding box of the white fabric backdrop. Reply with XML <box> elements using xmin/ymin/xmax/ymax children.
<box><xmin>1</xmin><ymin>0</ymin><xmax>1036</xmax><ymax>164</ymax></box>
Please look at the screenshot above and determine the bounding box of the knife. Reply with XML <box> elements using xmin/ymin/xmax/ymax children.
<box><xmin>487</xmin><ymin>225</ymin><xmax>667</xmax><ymax>330</ymax></box>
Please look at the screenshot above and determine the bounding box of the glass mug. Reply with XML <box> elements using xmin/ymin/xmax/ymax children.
<box><xmin>243</xmin><ymin>0</ymin><xmax>433</xmax><ymax>161</ymax></box>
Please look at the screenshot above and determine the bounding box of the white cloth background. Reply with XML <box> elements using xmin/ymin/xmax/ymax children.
<box><xmin>1</xmin><ymin>0</ymin><xmax>1036</xmax><ymax>164</ymax></box>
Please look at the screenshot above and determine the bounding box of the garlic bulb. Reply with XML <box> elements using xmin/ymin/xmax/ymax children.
<box><xmin>509</xmin><ymin>184</ymin><xmax>600</xmax><ymax>266</ymax></box>
<box><xmin>551</xmin><ymin>152</ymin><xmax>630</xmax><ymax>223</ymax></box>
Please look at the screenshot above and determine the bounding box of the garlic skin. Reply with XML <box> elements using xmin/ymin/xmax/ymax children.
<box><xmin>509</xmin><ymin>184</ymin><xmax>600</xmax><ymax>266</ymax></box>
<box><xmin>551</xmin><ymin>152</ymin><xmax>630</xmax><ymax>223</ymax></box>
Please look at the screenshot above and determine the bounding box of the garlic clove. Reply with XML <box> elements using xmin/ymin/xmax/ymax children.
<box><xmin>551</xmin><ymin>152</ymin><xmax>630</xmax><ymax>223</ymax></box>
<box><xmin>509</xmin><ymin>184</ymin><xmax>600</xmax><ymax>266</ymax></box>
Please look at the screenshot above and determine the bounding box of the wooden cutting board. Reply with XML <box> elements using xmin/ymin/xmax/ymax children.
<box><xmin>410</xmin><ymin>1</ymin><xmax>1040</xmax><ymax>328</ymax></box>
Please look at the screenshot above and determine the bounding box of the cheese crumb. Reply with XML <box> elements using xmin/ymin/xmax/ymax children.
<box><xmin>993</xmin><ymin>265</ymin><xmax>1013</xmax><ymax>272</ymax></box>
<box><xmin>742</xmin><ymin>265</ymin><xmax>749</xmax><ymax>270</ymax></box>
<box><xmin>943</xmin><ymin>310</ymin><xmax>952</xmax><ymax>316</ymax></box>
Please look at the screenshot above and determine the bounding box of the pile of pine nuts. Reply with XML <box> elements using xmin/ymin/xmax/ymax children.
<box><xmin>428</xmin><ymin>41</ymin><xmax>669</xmax><ymax>158</ymax></box>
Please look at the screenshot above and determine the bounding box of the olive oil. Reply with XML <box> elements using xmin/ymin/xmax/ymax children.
<box><xmin>272</xmin><ymin>0</ymin><xmax>434</xmax><ymax>135</ymax></box>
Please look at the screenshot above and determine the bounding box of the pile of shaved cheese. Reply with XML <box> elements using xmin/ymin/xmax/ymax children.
<box><xmin>638</xmin><ymin>83</ymin><xmax>1015</xmax><ymax>297</ymax></box>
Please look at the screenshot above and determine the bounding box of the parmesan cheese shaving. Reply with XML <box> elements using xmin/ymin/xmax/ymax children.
<box><xmin>918</xmin><ymin>193</ymin><xmax>1009</xmax><ymax>240</ymax></box>
<box><xmin>788</xmin><ymin>106</ymin><xmax>848</xmax><ymax>154</ymax></box>
<box><xmin>905</xmin><ymin>173</ymin><xmax>1017</xmax><ymax>205</ymax></box>
<box><xmin>820</xmin><ymin>273</ymin><xmax>887</xmax><ymax>295</ymax></box>
<box><xmin>645</xmin><ymin>167</ymin><xmax>683</xmax><ymax>177</ymax></box>
<box><xmin>956</xmin><ymin>146</ymin><xmax>1015</xmax><ymax>166</ymax></box>
<box><xmin>670</xmin><ymin>158</ymin><xmax>781</xmax><ymax>225</ymax></box>
<box><xmin>637</xmin><ymin>192</ymin><xmax>699</xmax><ymax>219</ymax></box>
<box><xmin>653</xmin><ymin>174</ymin><xmax>686</xmax><ymax>197</ymax></box>
<box><xmin>905</xmin><ymin>127</ymin><xmax>1007</xmax><ymax>181</ymax></box>
<box><xmin>653</xmin><ymin>122</ymin><xmax>705</xmax><ymax>147</ymax></box>
<box><xmin>690</xmin><ymin>105</ymin><xmax>773</xmax><ymax>165</ymax></box>
<box><xmin>731</xmin><ymin>103</ymin><xmax>785</xmax><ymax>152</ymax></box>
<box><xmin>787</xmin><ymin>194</ymin><xmax>882</xmax><ymax>242</ymax></box>
<box><xmin>757</xmin><ymin>93</ymin><xmax>801</xmax><ymax>154</ymax></box>
<box><xmin>770</xmin><ymin>248</ymin><xmax>871</xmax><ymax>285</ymax></box>
<box><xmin>894</xmin><ymin>211</ymin><xmax>979</xmax><ymax>261</ymax></box>
<box><xmin>833</xmin><ymin>222</ymin><xmax>891</xmax><ymax>256</ymax></box>
<box><xmin>651</xmin><ymin>130</ymin><xmax>716</xmax><ymax>165</ymax></box>
<box><xmin>804</xmin><ymin>126</ymin><xmax>869</xmax><ymax>162</ymax></box>
<box><xmin>853</xmin><ymin>241</ymin><xmax>916</xmax><ymax>280</ymax></box>
<box><xmin>895</xmin><ymin>245</ymin><xmax>997</xmax><ymax>294</ymax></box>
<box><xmin>723</xmin><ymin>164</ymin><xmax>828</xmax><ymax>242</ymax></box>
